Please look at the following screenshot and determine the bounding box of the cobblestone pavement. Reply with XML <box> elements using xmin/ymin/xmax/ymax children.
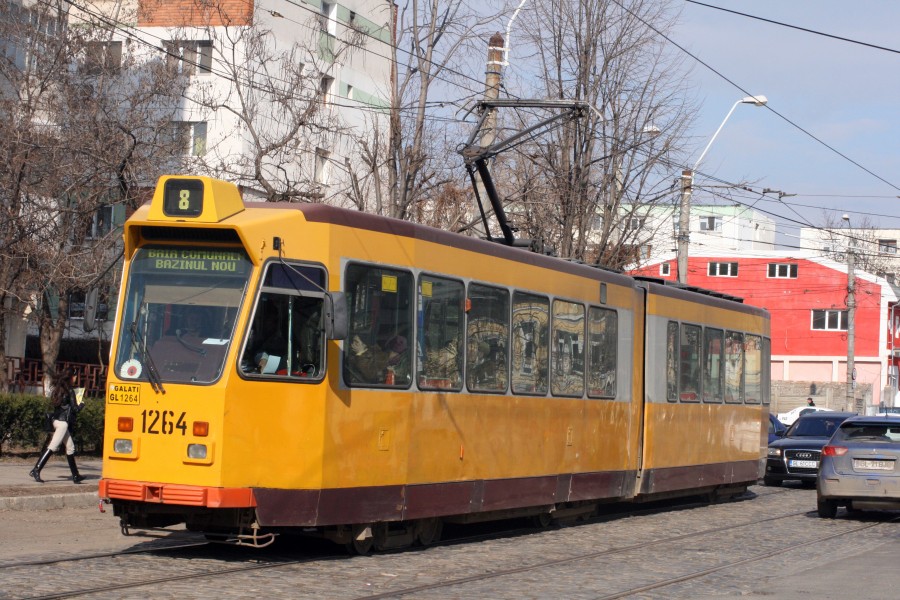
<box><xmin>1</xmin><ymin>483</ymin><xmax>898</xmax><ymax>599</ymax></box>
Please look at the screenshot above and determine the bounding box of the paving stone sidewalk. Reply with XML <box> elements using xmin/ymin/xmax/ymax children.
<box><xmin>0</xmin><ymin>457</ymin><xmax>101</xmax><ymax>511</ymax></box>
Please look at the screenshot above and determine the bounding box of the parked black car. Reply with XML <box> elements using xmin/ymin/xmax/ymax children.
<box><xmin>764</xmin><ymin>412</ymin><xmax>857</xmax><ymax>486</ymax></box>
<box><xmin>817</xmin><ymin>415</ymin><xmax>900</xmax><ymax>518</ymax></box>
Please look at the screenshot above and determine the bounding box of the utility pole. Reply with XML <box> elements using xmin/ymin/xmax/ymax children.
<box><xmin>677</xmin><ymin>169</ymin><xmax>692</xmax><ymax>284</ymax></box>
<box><xmin>843</xmin><ymin>215</ymin><xmax>856</xmax><ymax>411</ymax></box>
<box><xmin>482</xmin><ymin>33</ymin><xmax>504</xmax><ymax>149</ymax></box>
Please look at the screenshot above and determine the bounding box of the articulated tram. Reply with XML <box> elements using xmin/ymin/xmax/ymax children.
<box><xmin>99</xmin><ymin>175</ymin><xmax>770</xmax><ymax>550</ymax></box>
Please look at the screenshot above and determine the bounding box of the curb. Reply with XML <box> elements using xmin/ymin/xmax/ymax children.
<box><xmin>0</xmin><ymin>491</ymin><xmax>100</xmax><ymax>512</ymax></box>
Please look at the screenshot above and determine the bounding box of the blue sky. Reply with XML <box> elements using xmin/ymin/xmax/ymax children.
<box><xmin>673</xmin><ymin>1</ymin><xmax>900</xmax><ymax>241</ymax></box>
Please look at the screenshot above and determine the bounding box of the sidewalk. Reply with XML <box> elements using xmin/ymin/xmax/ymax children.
<box><xmin>0</xmin><ymin>456</ymin><xmax>102</xmax><ymax>511</ymax></box>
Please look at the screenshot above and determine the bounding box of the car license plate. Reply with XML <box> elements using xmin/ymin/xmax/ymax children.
<box><xmin>853</xmin><ymin>459</ymin><xmax>893</xmax><ymax>471</ymax></box>
<box><xmin>789</xmin><ymin>459</ymin><xmax>818</xmax><ymax>469</ymax></box>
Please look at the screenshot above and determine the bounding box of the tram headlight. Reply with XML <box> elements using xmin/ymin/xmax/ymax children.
<box><xmin>187</xmin><ymin>444</ymin><xmax>208</xmax><ymax>459</ymax></box>
<box><xmin>767</xmin><ymin>448</ymin><xmax>782</xmax><ymax>457</ymax></box>
<box><xmin>113</xmin><ymin>439</ymin><xmax>133</xmax><ymax>454</ymax></box>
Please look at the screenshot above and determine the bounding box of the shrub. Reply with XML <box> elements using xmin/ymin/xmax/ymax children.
<box><xmin>0</xmin><ymin>393</ymin><xmax>105</xmax><ymax>456</ymax></box>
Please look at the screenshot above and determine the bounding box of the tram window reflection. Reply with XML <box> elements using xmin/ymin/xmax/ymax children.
<box><xmin>418</xmin><ymin>275</ymin><xmax>464</xmax><ymax>391</ymax></box>
<box><xmin>551</xmin><ymin>300</ymin><xmax>584</xmax><ymax>397</ymax></box>
<box><xmin>511</xmin><ymin>293</ymin><xmax>549</xmax><ymax>395</ymax></box>
<box><xmin>343</xmin><ymin>264</ymin><xmax>413</xmax><ymax>387</ymax></box>
<box><xmin>466</xmin><ymin>284</ymin><xmax>509</xmax><ymax>393</ymax></box>
<box><xmin>724</xmin><ymin>330</ymin><xmax>744</xmax><ymax>403</ymax></box>
<box><xmin>587</xmin><ymin>307</ymin><xmax>617</xmax><ymax>399</ymax></box>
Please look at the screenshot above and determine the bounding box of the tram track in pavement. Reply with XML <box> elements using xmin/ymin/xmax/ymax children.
<box><xmin>7</xmin><ymin>493</ymin><xmax>814</xmax><ymax>600</ymax></box>
<box><xmin>2</xmin><ymin>486</ymin><xmax>806</xmax><ymax>599</ymax></box>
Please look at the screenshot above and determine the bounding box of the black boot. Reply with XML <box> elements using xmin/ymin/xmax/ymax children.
<box><xmin>66</xmin><ymin>454</ymin><xmax>85</xmax><ymax>484</ymax></box>
<box><xmin>29</xmin><ymin>449</ymin><xmax>53</xmax><ymax>483</ymax></box>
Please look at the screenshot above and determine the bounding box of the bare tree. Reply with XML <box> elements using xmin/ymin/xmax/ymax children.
<box><xmin>489</xmin><ymin>0</ymin><xmax>693</xmax><ymax>266</ymax></box>
<box><xmin>348</xmin><ymin>0</ymin><xmax>502</xmax><ymax>220</ymax></box>
<box><xmin>165</xmin><ymin>3</ymin><xmax>367</xmax><ymax>202</ymax></box>
<box><xmin>0</xmin><ymin>1</ymin><xmax>188</xmax><ymax>390</ymax></box>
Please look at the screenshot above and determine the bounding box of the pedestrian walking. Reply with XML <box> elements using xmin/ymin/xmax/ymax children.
<box><xmin>28</xmin><ymin>367</ymin><xmax>86</xmax><ymax>483</ymax></box>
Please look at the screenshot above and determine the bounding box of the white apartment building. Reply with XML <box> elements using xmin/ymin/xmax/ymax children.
<box><xmin>79</xmin><ymin>0</ymin><xmax>394</xmax><ymax>203</ymax></box>
<box><xmin>800</xmin><ymin>226</ymin><xmax>900</xmax><ymax>286</ymax></box>
<box><xmin>620</xmin><ymin>203</ymin><xmax>775</xmax><ymax>270</ymax></box>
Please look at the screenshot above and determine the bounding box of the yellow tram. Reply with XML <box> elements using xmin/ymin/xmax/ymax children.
<box><xmin>99</xmin><ymin>175</ymin><xmax>770</xmax><ymax>550</ymax></box>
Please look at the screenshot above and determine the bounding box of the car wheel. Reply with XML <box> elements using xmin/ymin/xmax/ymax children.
<box><xmin>763</xmin><ymin>476</ymin><xmax>782</xmax><ymax>487</ymax></box>
<box><xmin>817</xmin><ymin>497</ymin><xmax>838</xmax><ymax>519</ymax></box>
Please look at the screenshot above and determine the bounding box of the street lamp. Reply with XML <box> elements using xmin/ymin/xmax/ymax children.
<box><xmin>842</xmin><ymin>214</ymin><xmax>857</xmax><ymax>410</ymax></box>
<box><xmin>676</xmin><ymin>95</ymin><xmax>768</xmax><ymax>284</ymax></box>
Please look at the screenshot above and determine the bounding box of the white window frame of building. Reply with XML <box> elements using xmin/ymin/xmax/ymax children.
<box><xmin>767</xmin><ymin>263</ymin><xmax>798</xmax><ymax>278</ymax></box>
<box><xmin>624</xmin><ymin>216</ymin><xmax>645</xmax><ymax>231</ymax></box>
<box><xmin>320</xmin><ymin>75</ymin><xmax>334</xmax><ymax>104</ymax></box>
<box><xmin>5</xmin><ymin>2</ymin><xmax>62</xmax><ymax>70</ymax></box>
<box><xmin>314</xmin><ymin>148</ymin><xmax>331</xmax><ymax>185</ymax></box>
<box><xmin>707</xmin><ymin>262</ymin><xmax>738</xmax><ymax>277</ymax></box>
<box><xmin>660</xmin><ymin>263</ymin><xmax>671</xmax><ymax>276</ymax></box>
<box><xmin>320</xmin><ymin>2</ymin><xmax>337</xmax><ymax>36</ymax></box>
<box><xmin>170</xmin><ymin>121</ymin><xmax>207</xmax><ymax>156</ymax></box>
<box><xmin>84</xmin><ymin>205</ymin><xmax>114</xmax><ymax>240</ymax></box>
<box><xmin>878</xmin><ymin>239</ymin><xmax>897</xmax><ymax>254</ymax></box>
<box><xmin>82</xmin><ymin>40</ymin><xmax>122</xmax><ymax>75</ymax></box>
<box><xmin>811</xmin><ymin>309</ymin><xmax>848</xmax><ymax>331</ymax></box>
<box><xmin>699</xmin><ymin>216</ymin><xmax>723</xmax><ymax>232</ymax></box>
<box><xmin>164</xmin><ymin>40</ymin><xmax>212</xmax><ymax>76</ymax></box>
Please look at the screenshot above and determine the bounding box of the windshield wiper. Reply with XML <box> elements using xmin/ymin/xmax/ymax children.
<box><xmin>130</xmin><ymin>321</ymin><xmax>166</xmax><ymax>394</ymax></box>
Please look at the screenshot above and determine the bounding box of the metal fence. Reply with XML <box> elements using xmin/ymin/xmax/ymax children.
<box><xmin>4</xmin><ymin>357</ymin><xmax>106</xmax><ymax>397</ymax></box>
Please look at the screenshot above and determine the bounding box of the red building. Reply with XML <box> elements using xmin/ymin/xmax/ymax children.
<box><xmin>631</xmin><ymin>253</ymin><xmax>898</xmax><ymax>408</ymax></box>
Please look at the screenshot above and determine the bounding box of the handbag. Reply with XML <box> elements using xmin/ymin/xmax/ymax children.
<box><xmin>43</xmin><ymin>412</ymin><xmax>55</xmax><ymax>433</ymax></box>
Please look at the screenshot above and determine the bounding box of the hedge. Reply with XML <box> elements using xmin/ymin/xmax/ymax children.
<box><xmin>0</xmin><ymin>393</ymin><xmax>105</xmax><ymax>457</ymax></box>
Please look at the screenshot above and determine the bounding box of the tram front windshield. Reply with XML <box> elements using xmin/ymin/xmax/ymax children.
<box><xmin>113</xmin><ymin>247</ymin><xmax>252</xmax><ymax>385</ymax></box>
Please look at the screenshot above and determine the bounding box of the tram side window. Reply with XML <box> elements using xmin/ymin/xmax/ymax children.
<box><xmin>724</xmin><ymin>330</ymin><xmax>744</xmax><ymax>403</ymax></box>
<box><xmin>587</xmin><ymin>307</ymin><xmax>617</xmax><ymax>399</ymax></box>
<box><xmin>679</xmin><ymin>324</ymin><xmax>701</xmax><ymax>402</ymax></box>
<box><xmin>744</xmin><ymin>334</ymin><xmax>762</xmax><ymax>404</ymax></box>
<box><xmin>666</xmin><ymin>321</ymin><xmax>679</xmax><ymax>402</ymax></box>
<box><xmin>343</xmin><ymin>264</ymin><xmax>413</xmax><ymax>387</ymax></box>
<box><xmin>511</xmin><ymin>293</ymin><xmax>550</xmax><ymax>395</ymax></box>
<box><xmin>551</xmin><ymin>300</ymin><xmax>585</xmax><ymax>397</ymax></box>
<box><xmin>466</xmin><ymin>284</ymin><xmax>509</xmax><ymax>393</ymax></box>
<box><xmin>240</xmin><ymin>263</ymin><xmax>326</xmax><ymax>379</ymax></box>
<box><xmin>703</xmin><ymin>328</ymin><xmax>724</xmax><ymax>403</ymax></box>
<box><xmin>418</xmin><ymin>275</ymin><xmax>464</xmax><ymax>391</ymax></box>
<box><xmin>762</xmin><ymin>337</ymin><xmax>772</xmax><ymax>405</ymax></box>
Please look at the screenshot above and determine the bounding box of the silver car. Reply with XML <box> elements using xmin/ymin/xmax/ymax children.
<box><xmin>817</xmin><ymin>415</ymin><xmax>900</xmax><ymax>518</ymax></box>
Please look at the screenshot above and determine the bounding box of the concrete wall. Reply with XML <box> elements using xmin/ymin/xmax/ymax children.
<box><xmin>771</xmin><ymin>380</ymin><xmax>871</xmax><ymax>415</ymax></box>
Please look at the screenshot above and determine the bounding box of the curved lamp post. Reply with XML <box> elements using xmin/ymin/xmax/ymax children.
<box><xmin>676</xmin><ymin>95</ymin><xmax>768</xmax><ymax>284</ymax></box>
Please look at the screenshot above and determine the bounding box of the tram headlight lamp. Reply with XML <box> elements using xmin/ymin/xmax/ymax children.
<box><xmin>187</xmin><ymin>444</ymin><xmax>208</xmax><ymax>459</ymax></box>
<box><xmin>114</xmin><ymin>439</ymin><xmax>133</xmax><ymax>454</ymax></box>
<box><xmin>767</xmin><ymin>448</ymin><xmax>782</xmax><ymax>457</ymax></box>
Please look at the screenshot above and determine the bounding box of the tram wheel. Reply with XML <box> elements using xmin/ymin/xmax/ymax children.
<box><xmin>531</xmin><ymin>512</ymin><xmax>553</xmax><ymax>529</ymax></box>
<box><xmin>414</xmin><ymin>518</ymin><xmax>443</xmax><ymax>546</ymax></box>
<box><xmin>345</xmin><ymin>524</ymin><xmax>375</xmax><ymax>555</ymax></box>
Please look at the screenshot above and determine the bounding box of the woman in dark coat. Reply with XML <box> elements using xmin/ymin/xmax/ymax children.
<box><xmin>28</xmin><ymin>367</ymin><xmax>85</xmax><ymax>483</ymax></box>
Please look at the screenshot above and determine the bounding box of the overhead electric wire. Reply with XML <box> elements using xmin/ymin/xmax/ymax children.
<box><xmin>685</xmin><ymin>0</ymin><xmax>900</xmax><ymax>56</ymax></box>
<box><xmin>609</xmin><ymin>0</ymin><xmax>900</xmax><ymax>193</ymax></box>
